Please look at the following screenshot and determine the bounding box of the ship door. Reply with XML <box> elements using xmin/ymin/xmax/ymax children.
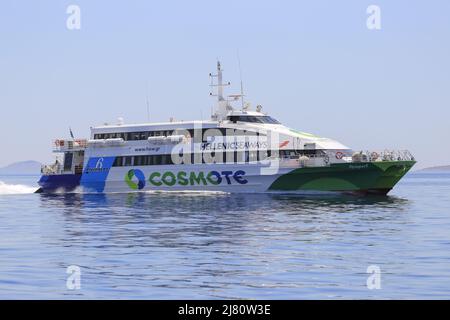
<box><xmin>62</xmin><ymin>151</ymin><xmax>84</xmax><ymax>174</ymax></box>
<box><xmin>74</xmin><ymin>151</ymin><xmax>85</xmax><ymax>174</ymax></box>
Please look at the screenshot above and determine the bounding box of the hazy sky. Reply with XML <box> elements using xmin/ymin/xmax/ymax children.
<box><xmin>1</xmin><ymin>0</ymin><xmax>449</xmax><ymax>169</ymax></box>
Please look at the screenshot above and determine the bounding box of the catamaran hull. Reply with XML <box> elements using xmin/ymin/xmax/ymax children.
<box><xmin>36</xmin><ymin>174</ymin><xmax>82</xmax><ymax>193</ymax></box>
<box><xmin>36</xmin><ymin>160</ymin><xmax>415</xmax><ymax>195</ymax></box>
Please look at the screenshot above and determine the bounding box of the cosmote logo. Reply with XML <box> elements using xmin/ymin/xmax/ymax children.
<box><xmin>125</xmin><ymin>169</ymin><xmax>146</xmax><ymax>190</ymax></box>
<box><xmin>124</xmin><ymin>170</ymin><xmax>248</xmax><ymax>189</ymax></box>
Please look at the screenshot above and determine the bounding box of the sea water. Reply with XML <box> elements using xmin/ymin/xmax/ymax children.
<box><xmin>0</xmin><ymin>172</ymin><xmax>449</xmax><ymax>299</ymax></box>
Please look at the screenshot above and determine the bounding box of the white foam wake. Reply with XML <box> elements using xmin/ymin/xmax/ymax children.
<box><xmin>0</xmin><ymin>181</ymin><xmax>38</xmax><ymax>195</ymax></box>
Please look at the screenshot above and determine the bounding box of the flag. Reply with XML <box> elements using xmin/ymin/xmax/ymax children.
<box><xmin>69</xmin><ymin>127</ymin><xmax>74</xmax><ymax>139</ymax></box>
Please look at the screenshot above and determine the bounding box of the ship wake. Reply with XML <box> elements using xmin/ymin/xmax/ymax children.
<box><xmin>0</xmin><ymin>181</ymin><xmax>38</xmax><ymax>195</ymax></box>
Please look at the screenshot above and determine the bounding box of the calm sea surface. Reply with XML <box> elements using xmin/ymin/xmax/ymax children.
<box><xmin>0</xmin><ymin>172</ymin><xmax>449</xmax><ymax>299</ymax></box>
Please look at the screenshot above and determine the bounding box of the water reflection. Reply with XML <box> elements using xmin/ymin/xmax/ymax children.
<box><xmin>8</xmin><ymin>192</ymin><xmax>413</xmax><ymax>298</ymax></box>
<box><xmin>38</xmin><ymin>192</ymin><xmax>411</xmax><ymax>249</ymax></box>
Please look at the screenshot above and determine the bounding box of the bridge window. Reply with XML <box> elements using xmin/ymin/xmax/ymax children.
<box><xmin>227</xmin><ymin>115</ymin><xmax>280</xmax><ymax>124</ymax></box>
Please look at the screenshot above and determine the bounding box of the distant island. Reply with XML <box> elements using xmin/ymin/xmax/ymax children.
<box><xmin>417</xmin><ymin>165</ymin><xmax>450</xmax><ymax>172</ymax></box>
<box><xmin>0</xmin><ymin>160</ymin><xmax>42</xmax><ymax>175</ymax></box>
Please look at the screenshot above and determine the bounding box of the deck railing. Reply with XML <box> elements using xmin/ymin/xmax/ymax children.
<box><xmin>41</xmin><ymin>163</ymin><xmax>84</xmax><ymax>175</ymax></box>
<box><xmin>53</xmin><ymin>139</ymin><xmax>87</xmax><ymax>152</ymax></box>
<box><xmin>351</xmin><ymin>150</ymin><xmax>415</xmax><ymax>163</ymax></box>
<box><xmin>41</xmin><ymin>163</ymin><xmax>62</xmax><ymax>175</ymax></box>
<box><xmin>280</xmin><ymin>150</ymin><xmax>415</xmax><ymax>168</ymax></box>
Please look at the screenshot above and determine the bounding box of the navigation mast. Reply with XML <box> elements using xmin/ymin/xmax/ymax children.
<box><xmin>210</xmin><ymin>61</ymin><xmax>232</xmax><ymax>121</ymax></box>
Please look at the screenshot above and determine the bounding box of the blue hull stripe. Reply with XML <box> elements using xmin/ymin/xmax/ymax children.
<box><xmin>80</xmin><ymin>157</ymin><xmax>116</xmax><ymax>192</ymax></box>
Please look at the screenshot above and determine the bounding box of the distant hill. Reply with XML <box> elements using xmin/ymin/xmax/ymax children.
<box><xmin>0</xmin><ymin>161</ymin><xmax>42</xmax><ymax>175</ymax></box>
<box><xmin>418</xmin><ymin>165</ymin><xmax>450</xmax><ymax>172</ymax></box>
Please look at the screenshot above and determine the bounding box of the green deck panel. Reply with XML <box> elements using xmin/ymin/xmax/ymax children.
<box><xmin>371</xmin><ymin>161</ymin><xmax>416</xmax><ymax>189</ymax></box>
<box><xmin>268</xmin><ymin>160</ymin><xmax>416</xmax><ymax>192</ymax></box>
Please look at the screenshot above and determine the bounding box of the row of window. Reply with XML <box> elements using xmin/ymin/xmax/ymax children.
<box><xmin>113</xmin><ymin>151</ymin><xmax>266</xmax><ymax>167</ymax></box>
<box><xmin>96</xmin><ymin>130</ymin><xmax>173</xmax><ymax>141</ymax></box>
<box><xmin>94</xmin><ymin>128</ymin><xmax>265</xmax><ymax>141</ymax></box>
<box><xmin>112</xmin><ymin>150</ymin><xmax>317</xmax><ymax>167</ymax></box>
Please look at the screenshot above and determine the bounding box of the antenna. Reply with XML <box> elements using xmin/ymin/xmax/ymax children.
<box><xmin>237</xmin><ymin>50</ymin><xmax>245</xmax><ymax>109</ymax></box>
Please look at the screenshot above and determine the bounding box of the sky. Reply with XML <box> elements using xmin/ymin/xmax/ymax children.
<box><xmin>0</xmin><ymin>0</ymin><xmax>449</xmax><ymax>169</ymax></box>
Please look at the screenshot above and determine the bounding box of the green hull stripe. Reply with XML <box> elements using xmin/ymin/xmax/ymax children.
<box><xmin>268</xmin><ymin>161</ymin><xmax>415</xmax><ymax>193</ymax></box>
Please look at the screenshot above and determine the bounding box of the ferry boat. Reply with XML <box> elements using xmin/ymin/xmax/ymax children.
<box><xmin>37</xmin><ymin>62</ymin><xmax>416</xmax><ymax>195</ymax></box>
